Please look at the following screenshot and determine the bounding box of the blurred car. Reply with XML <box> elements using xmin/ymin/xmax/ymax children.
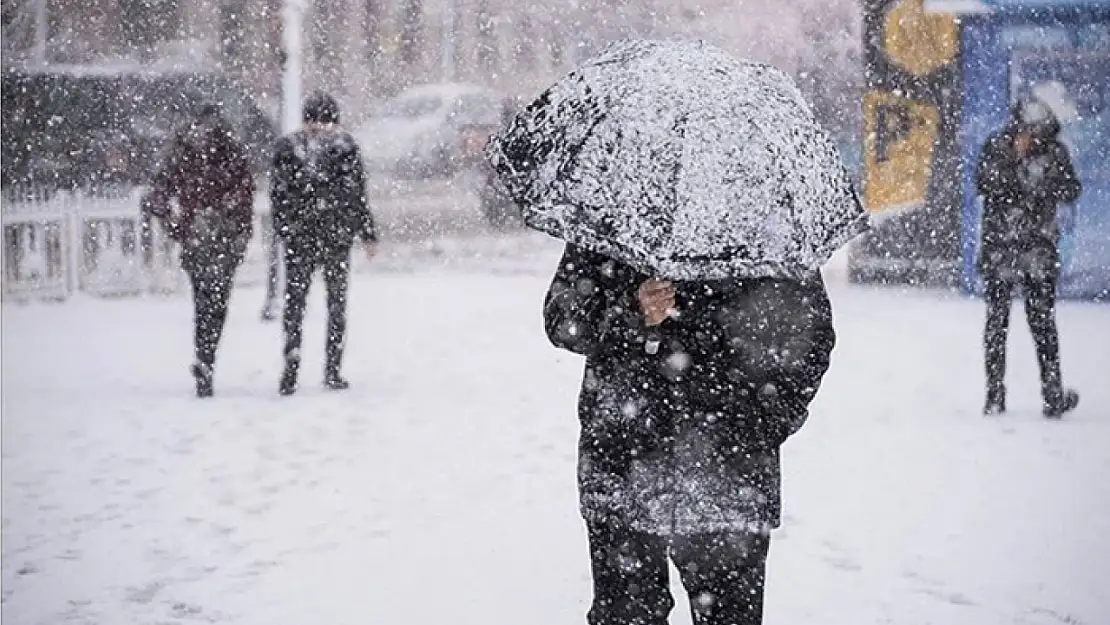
<box><xmin>1</xmin><ymin>65</ymin><xmax>277</xmax><ymax>195</ymax></box>
<box><xmin>357</xmin><ymin>83</ymin><xmax>504</xmax><ymax>179</ymax></box>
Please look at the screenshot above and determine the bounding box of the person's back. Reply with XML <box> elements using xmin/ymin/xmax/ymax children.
<box><xmin>543</xmin><ymin>244</ymin><xmax>834</xmax><ymax>623</ymax></box>
<box><xmin>147</xmin><ymin>110</ymin><xmax>254</xmax><ymax>250</ymax></box>
<box><xmin>143</xmin><ymin>104</ymin><xmax>255</xmax><ymax>397</ymax></box>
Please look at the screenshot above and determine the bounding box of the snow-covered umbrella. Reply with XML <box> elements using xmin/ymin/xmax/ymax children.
<box><xmin>487</xmin><ymin>39</ymin><xmax>870</xmax><ymax>281</ymax></box>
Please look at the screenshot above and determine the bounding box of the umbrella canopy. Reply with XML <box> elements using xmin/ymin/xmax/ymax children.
<box><xmin>487</xmin><ymin>39</ymin><xmax>869</xmax><ymax>281</ymax></box>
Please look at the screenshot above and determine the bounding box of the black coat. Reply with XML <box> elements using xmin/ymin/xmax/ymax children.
<box><xmin>144</xmin><ymin>121</ymin><xmax>255</xmax><ymax>275</ymax></box>
<box><xmin>270</xmin><ymin>126</ymin><xmax>376</xmax><ymax>254</ymax></box>
<box><xmin>975</xmin><ymin>117</ymin><xmax>1081</xmax><ymax>280</ymax></box>
<box><xmin>545</xmin><ymin>245</ymin><xmax>835</xmax><ymax>536</ymax></box>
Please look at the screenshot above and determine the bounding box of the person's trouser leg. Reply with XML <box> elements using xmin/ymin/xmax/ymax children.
<box><xmin>281</xmin><ymin>246</ymin><xmax>315</xmax><ymax>389</ymax></box>
<box><xmin>585</xmin><ymin>521</ymin><xmax>673</xmax><ymax>625</ymax></box>
<box><xmin>671</xmin><ymin>532</ymin><xmax>771</xmax><ymax>625</ymax></box>
<box><xmin>322</xmin><ymin>250</ymin><xmax>351</xmax><ymax>379</ymax></box>
<box><xmin>192</xmin><ymin>265</ymin><xmax>236</xmax><ymax>367</ymax></box>
<box><xmin>1023</xmin><ymin>273</ymin><xmax>1064</xmax><ymax>406</ymax></box>
<box><xmin>983</xmin><ymin>276</ymin><xmax>1013</xmax><ymax>408</ymax></box>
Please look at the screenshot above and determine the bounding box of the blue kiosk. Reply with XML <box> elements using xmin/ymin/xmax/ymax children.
<box><xmin>953</xmin><ymin>0</ymin><xmax>1110</xmax><ymax>300</ymax></box>
<box><xmin>857</xmin><ymin>0</ymin><xmax>1109</xmax><ymax>300</ymax></box>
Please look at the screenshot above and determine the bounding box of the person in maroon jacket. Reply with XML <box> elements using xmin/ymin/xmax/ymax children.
<box><xmin>143</xmin><ymin>103</ymin><xmax>255</xmax><ymax>397</ymax></box>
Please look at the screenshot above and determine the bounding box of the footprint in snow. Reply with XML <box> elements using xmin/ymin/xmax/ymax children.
<box><xmin>822</xmin><ymin>554</ymin><xmax>862</xmax><ymax>572</ymax></box>
<box><xmin>125</xmin><ymin>580</ymin><xmax>165</xmax><ymax>605</ymax></box>
<box><xmin>917</xmin><ymin>587</ymin><xmax>977</xmax><ymax>607</ymax></box>
<box><xmin>1025</xmin><ymin>607</ymin><xmax>1088</xmax><ymax>625</ymax></box>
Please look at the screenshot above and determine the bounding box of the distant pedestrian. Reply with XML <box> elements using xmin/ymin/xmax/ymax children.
<box><xmin>975</xmin><ymin>97</ymin><xmax>1082</xmax><ymax>417</ymax></box>
<box><xmin>144</xmin><ymin>103</ymin><xmax>255</xmax><ymax>397</ymax></box>
<box><xmin>270</xmin><ymin>92</ymin><xmax>377</xmax><ymax>395</ymax></box>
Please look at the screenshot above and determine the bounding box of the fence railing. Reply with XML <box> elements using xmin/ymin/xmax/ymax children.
<box><xmin>2</xmin><ymin>186</ymin><xmax>279</xmax><ymax>302</ymax></box>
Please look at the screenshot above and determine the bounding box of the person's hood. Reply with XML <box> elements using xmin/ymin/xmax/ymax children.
<box><xmin>1008</xmin><ymin>97</ymin><xmax>1062</xmax><ymax>141</ymax></box>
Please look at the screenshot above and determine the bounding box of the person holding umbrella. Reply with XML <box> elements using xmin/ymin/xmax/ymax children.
<box><xmin>488</xmin><ymin>40</ymin><xmax>868</xmax><ymax>625</ymax></box>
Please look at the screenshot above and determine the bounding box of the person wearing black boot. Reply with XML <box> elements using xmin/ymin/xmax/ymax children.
<box><xmin>144</xmin><ymin>103</ymin><xmax>255</xmax><ymax>397</ymax></box>
<box><xmin>270</xmin><ymin>92</ymin><xmax>377</xmax><ymax>396</ymax></box>
<box><xmin>975</xmin><ymin>97</ymin><xmax>1082</xmax><ymax>418</ymax></box>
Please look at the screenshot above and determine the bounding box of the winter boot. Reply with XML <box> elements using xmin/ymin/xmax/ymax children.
<box><xmin>191</xmin><ymin>362</ymin><xmax>214</xmax><ymax>398</ymax></box>
<box><xmin>324</xmin><ymin>368</ymin><xmax>350</xmax><ymax>391</ymax></box>
<box><xmin>1043</xmin><ymin>388</ymin><xmax>1079</xmax><ymax>419</ymax></box>
<box><xmin>983</xmin><ymin>385</ymin><xmax>1006</xmax><ymax>416</ymax></box>
<box><xmin>279</xmin><ymin>359</ymin><xmax>300</xmax><ymax>396</ymax></box>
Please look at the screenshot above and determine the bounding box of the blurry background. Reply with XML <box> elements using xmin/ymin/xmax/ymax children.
<box><xmin>0</xmin><ymin>0</ymin><xmax>864</xmax><ymax>300</ymax></box>
<box><xmin>2</xmin><ymin>0</ymin><xmax>1106</xmax><ymax>302</ymax></box>
<box><xmin>0</xmin><ymin>0</ymin><xmax>864</xmax><ymax>143</ymax></box>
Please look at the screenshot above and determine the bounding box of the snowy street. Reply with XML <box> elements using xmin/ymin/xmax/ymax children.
<box><xmin>3</xmin><ymin>232</ymin><xmax>1109</xmax><ymax>625</ymax></box>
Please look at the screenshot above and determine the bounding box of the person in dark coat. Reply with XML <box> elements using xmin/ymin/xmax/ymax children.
<box><xmin>975</xmin><ymin>98</ymin><xmax>1082</xmax><ymax>417</ymax></box>
<box><xmin>143</xmin><ymin>103</ymin><xmax>255</xmax><ymax>397</ymax></box>
<box><xmin>270</xmin><ymin>92</ymin><xmax>377</xmax><ymax>395</ymax></box>
<box><xmin>545</xmin><ymin>245</ymin><xmax>835</xmax><ymax>625</ymax></box>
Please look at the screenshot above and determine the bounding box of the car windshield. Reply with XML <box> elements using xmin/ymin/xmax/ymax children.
<box><xmin>449</xmin><ymin>95</ymin><xmax>501</xmax><ymax>126</ymax></box>
<box><xmin>380</xmin><ymin>95</ymin><xmax>443</xmax><ymax>119</ymax></box>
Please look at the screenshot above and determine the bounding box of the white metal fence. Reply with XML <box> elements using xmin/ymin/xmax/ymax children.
<box><xmin>1</xmin><ymin>186</ymin><xmax>279</xmax><ymax>302</ymax></box>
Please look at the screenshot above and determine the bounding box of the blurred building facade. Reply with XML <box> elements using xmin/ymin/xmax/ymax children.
<box><xmin>2</xmin><ymin>0</ymin><xmax>861</xmax><ymax>130</ymax></box>
<box><xmin>3</xmin><ymin>0</ymin><xmax>607</xmax><ymax>123</ymax></box>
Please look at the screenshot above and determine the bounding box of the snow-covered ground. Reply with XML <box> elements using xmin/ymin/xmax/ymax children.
<box><xmin>3</xmin><ymin>233</ymin><xmax>1109</xmax><ymax>625</ymax></box>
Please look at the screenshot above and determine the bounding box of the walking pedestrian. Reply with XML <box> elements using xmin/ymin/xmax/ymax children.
<box><xmin>270</xmin><ymin>92</ymin><xmax>377</xmax><ymax>395</ymax></box>
<box><xmin>144</xmin><ymin>103</ymin><xmax>255</xmax><ymax>397</ymax></box>
<box><xmin>975</xmin><ymin>97</ymin><xmax>1082</xmax><ymax>417</ymax></box>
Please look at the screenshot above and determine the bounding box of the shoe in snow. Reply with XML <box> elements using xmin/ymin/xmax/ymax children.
<box><xmin>279</xmin><ymin>363</ymin><xmax>299</xmax><ymax>396</ymax></box>
<box><xmin>324</xmin><ymin>372</ymin><xmax>350</xmax><ymax>391</ymax></box>
<box><xmin>983</xmin><ymin>386</ymin><xmax>1006</xmax><ymax>416</ymax></box>
<box><xmin>1043</xmin><ymin>389</ymin><xmax>1079</xmax><ymax>419</ymax></box>
<box><xmin>192</xmin><ymin>363</ymin><xmax>214</xmax><ymax>398</ymax></box>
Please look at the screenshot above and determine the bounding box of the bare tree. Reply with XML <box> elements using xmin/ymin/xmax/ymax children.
<box><xmin>476</xmin><ymin>0</ymin><xmax>496</xmax><ymax>71</ymax></box>
<box><xmin>218</xmin><ymin>0</ymin><xmax>246</xmax><ymax>75</ymax></box>
<box><xmin>1</xmin><ymin>0</ymin><xmax>36</xmax><ymax>65</ymax></box>
<box><xmin>514</xmin><ymin>13</ymin><xmax>535</xmax><ymax>71</ymax></box>
<box><xmin>547</xmin><ymin>16</ymin><xmax>565</xmax><ymax>69</ymax></box>
<box><xmin>793</xmin><ymin>0</ymin><xmax>862</xmax><ymax>139</ymax></box>
<box><xmin>363</xmin><ymin>0</ymin><xmax>382</xmax><ymax>66</ymax></box>
<box><xmin>399</xmin><ymin>0</ymin><xmax>423</xmax><ymax>68</ymax></box>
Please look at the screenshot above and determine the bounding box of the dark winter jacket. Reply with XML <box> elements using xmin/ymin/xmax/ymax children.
<box><xmin>270</xmin><ymin>126</ymin><xmax>376</xmax><ymax>254</ymax></box>
<box><xmin>144</xmin><ymin>118</ymin><xmax>255</xmax><ymax>272</ymax></box>
<box><xmin>545</xmin><ymin>245</ymin><xmax>835</xmax><ymax>536</ymax></box>
<box><xmin>975</xmin><ymin>107</ymin><xmax>1081</xmax><ymax>280</ymax></box>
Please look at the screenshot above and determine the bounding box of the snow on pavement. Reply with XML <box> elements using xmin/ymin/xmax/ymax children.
<box><xmin>3</xmin><ymin>234</ymin><xmax>1109</xmax><ymax>625</ymax></box>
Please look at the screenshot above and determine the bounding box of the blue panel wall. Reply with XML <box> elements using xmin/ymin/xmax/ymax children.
<box><xmin>960</xmin><ymin>8</ymin><xmax>1110</xmax><ymax>300</ymax></box>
